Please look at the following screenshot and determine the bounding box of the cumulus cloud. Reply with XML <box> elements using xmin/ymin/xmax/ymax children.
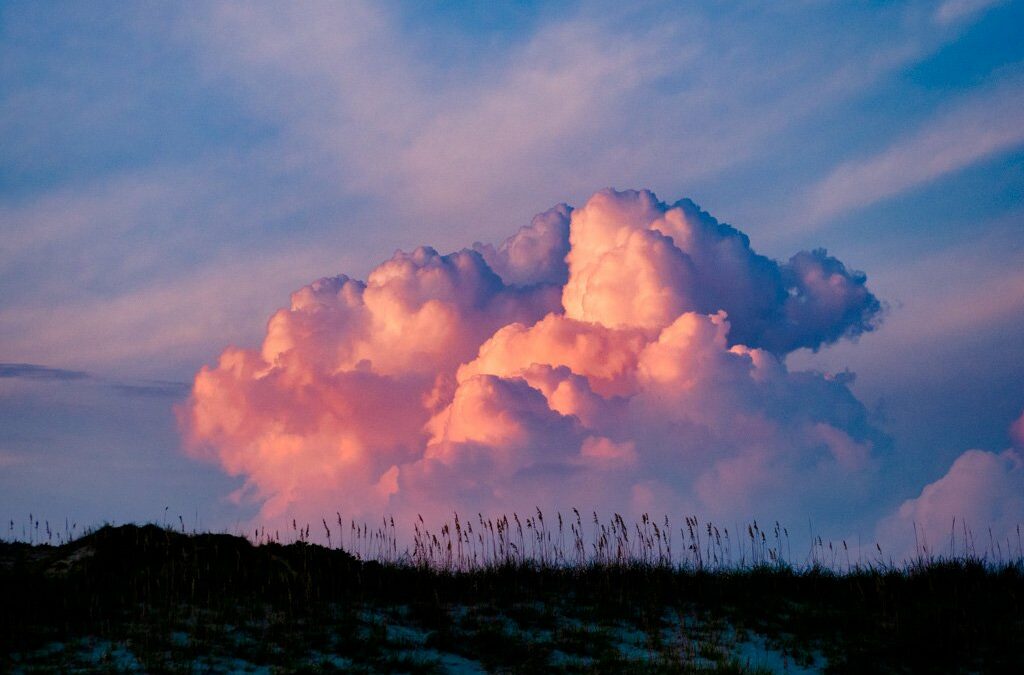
<box><xmin>472</xmin><ymin>204</ymin><xmax>572</xmax><ymax>287</ymax></box>
<box><xmin>1011</xmin><ymin>411</ymin><xmax>1024</xmax><ymax>449</ymax></box>
<box><xmin>878</xmin><ymin>447</ymin><xmax>1024</xmax><ymax>561</ymax></box>
<box><xmin>561</xmin><ymin>190</ymin><xmax>880</xmax><ymax>352</ymax></box>
<box><xmin>876</xmin><ymin>409</ymin><xmax>1024</xmax><ymax>561</ymax></box>
<box><xmin>180</xmin><ymin>189</ymin><xmax>885</xmax><ymax>532</ymax></box>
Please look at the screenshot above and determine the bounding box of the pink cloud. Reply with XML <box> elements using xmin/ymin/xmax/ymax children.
<box><xmin>874</xmin><ymin>408</ymin><xmax>1024</xmax><ymax>561</ymax></box>
<box><xmin>877</xmin><ymin>447</ymin><xmax>1024</xmax><ymax>561</ymax></box>
<box><xmin>563</xmin><ymin>190</ymin><xmax>880</xmax><ymax>352</ymax></box>
<box><xmin>179</xmin><ymin>189</ymin><xmax>884</xmax><ymax>533</ymax></box>
<box><xmin>1011</xmin><ymin>410</ymin><xmax>1024</xmax><ymax>449</ymax></box>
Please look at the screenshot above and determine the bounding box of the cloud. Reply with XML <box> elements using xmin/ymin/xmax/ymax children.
<box><xmin>0</xmin><ymin>363</ymin><xmax>246</xmax><ymax>534</ymax></box>
<box><xmin>180</xmin><ymin>188</ymin><xmax>885</xmax><ymax>532</ymax></box>
<box><xmin>878</xmin><ymin>447</ymin><xmax>1024</xmax><ymax>561</ymax></box>
<box><xmin>560</xmin><ymin>190</ymin><xmax>880</xmax><ymax>353</ymax></box>
<box><xmin>0</xmin><ymin>1</ymin><xmax>974</xmax><ymax>385</ymax></box>
<box><xmin>876</xmin><ymin>409</ymin><xmax>1024</xmax><ymax>561</ymax></box>
<box><xmin>0</xmin><ymin>363</ymin><xmax>89</xmax><ymax>381</ymax></box>
<box><xmin>186</xmin><ymin>1</ymin><xmax>952</xmax><ymax>234</ymax></box>
<box><xmin>472</xmin><ymin>205</ymin><xmax>573</xmax><ymax>287</ymax></box>
<box><xmin>0</xmin><ymin>245</ymin><xmax>352</xmax><ymax>378</ymax></box>
<box><xmin>803</xmin><ymin>76</ymin><xmax>1024</xmax><ymax>226</ymax></box>
<box><xmin>0</xmin><ymin>362</ymin><xmax>188</xmax><ymax>401</ymax></box>
<box><xmin>934</xmin><ymin>0</ymin><xmax>1006</xmax><ymax>25</ymax></box>
<box><xmin>1011</xmin><ymin>411</ymin><xmax>1024</xmax><ymax>449</ymax></box>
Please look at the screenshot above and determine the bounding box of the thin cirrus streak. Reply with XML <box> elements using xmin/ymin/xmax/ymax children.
<box><xmin>802</xmin><ymin>76</ymin><xmax>1024</xmax><ymax>228</ymax></box>
<box><xmin>934</xmin><ymin>0</ymin><xmax>1006</xmax><ymax>24</ymax></box>
<box><xmin>179</xmin><ymin>188</ymin><xmax>897</xmax><ymax>539</ymax></box>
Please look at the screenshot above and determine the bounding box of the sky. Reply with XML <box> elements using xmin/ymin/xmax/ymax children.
<box><xmin>2</xmin><ymin>0</ymin><xmax>1023</xmax><ymax>559</ymax></box>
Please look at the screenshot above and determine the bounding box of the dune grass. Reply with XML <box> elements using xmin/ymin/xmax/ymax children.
<box><xmin>2</xmin><ymin>513</ymin><xmax>1022</xmax><ymax>673</ymax></box>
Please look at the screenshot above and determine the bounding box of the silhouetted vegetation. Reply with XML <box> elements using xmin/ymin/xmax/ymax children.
<box><xmin>2</xmin><ymin>518</ymin><xmax>1022</xmax><ymax>672</ymax></box>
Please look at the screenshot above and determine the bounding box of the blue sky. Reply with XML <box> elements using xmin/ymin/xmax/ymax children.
<box><xmin>1</xmin><ymin>0</ymin><xmax>1023</xmax><ymax>544</ymax></box>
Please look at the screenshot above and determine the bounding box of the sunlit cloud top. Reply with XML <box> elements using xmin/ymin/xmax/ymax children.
<box><xmin>180</xmin><ymin>189</ymin><xmax>885</xmax><ymax>534</ymax></box>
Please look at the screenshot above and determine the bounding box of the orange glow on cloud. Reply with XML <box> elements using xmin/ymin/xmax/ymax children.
<box><xmin>1012</xmin><ymin>411</ymin><xmax>1024</xmax><ymax>449</ymax></box>
<box><xmin>179</xmin><ymin>189</ymin><xmax>889</xmax><ymax>530</ymax></box>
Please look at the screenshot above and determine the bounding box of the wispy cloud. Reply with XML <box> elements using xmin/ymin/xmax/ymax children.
<box><xmin>188</xmin><ymin>1</ymin><xmax>950</xmax><ymax>235</ymax></box>
<box><xmin>1</xmin><ymin>2</ymin><xmax>958</xmax><ymax>382</ymax></box>
<box><xmin>0</xmin><ymin>363</ymin><xmax>89</xmax><ymax>381</ymax></box>
<box><xmin>934</xmin><ymin>0</ymin><xmax>1006</xmax><ymax>25</ymax></box>
<box><xmin>0</xmin><ymin>362</ymin><xmax>188</xmax><ymax>400</ymax></box>
<box><xmin>802</xmin><ymin>75</ymin><xmax>1024</xmax><ymax>227</ymax></box>
<box><xmin>0</xmin><ymin>248</ymin><xmax>345</xmax><ymax>378</ymax></box>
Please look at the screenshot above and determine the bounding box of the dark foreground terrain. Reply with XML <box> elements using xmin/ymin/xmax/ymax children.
<box><xmin>1</xmin><ymin>524</ymin><xmax>1022</xmax><ymax>673</ymax></box>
